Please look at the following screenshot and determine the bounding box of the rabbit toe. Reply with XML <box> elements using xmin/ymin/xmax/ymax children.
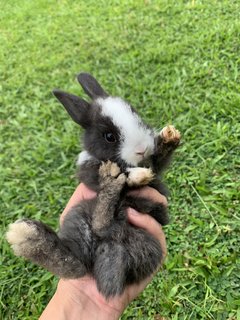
<box><xmin>116</xmin><ymin>173</ymin><xmax>126</xmax><ymax>185</ymax></box>
<box><xmin>99</xmin><ymin>160</ymin><xmax>121</xmax><ymax>178</ymax></box>
<box><xmin>160</xmin><ymin>125</ymin><xmax>181</xmax><ymax>144</ymax></box>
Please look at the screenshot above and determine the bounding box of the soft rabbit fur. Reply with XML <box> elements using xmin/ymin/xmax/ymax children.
<box><xmin>6</xmin><ymin>73</ymin><xmax>181</xmax><ymax>298</ymax></box>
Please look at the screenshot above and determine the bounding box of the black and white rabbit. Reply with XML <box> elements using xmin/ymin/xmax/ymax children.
<box><xmin>6</xmin><ymin>73</ymin><xmax>181</xmax><ymax>298</ymax></box>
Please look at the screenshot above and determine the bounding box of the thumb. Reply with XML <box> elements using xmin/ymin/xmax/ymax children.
<box><xmin>127</xmin><ymin>208</ymin><xmax>167</xmax><ymax>261</ymax></box>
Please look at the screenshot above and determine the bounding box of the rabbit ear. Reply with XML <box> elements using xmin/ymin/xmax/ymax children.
<box><xmin>77</xmin><ymin>72</ymin><xmax>108</xmax><ymax>99</ymax></box>
<box><xmin>53</xmin><ymin>89</ymin><xmax>91</xmax><ymax>128</ymax></box>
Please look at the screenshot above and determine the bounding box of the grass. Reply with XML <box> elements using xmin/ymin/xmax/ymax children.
<box><xmin>0</xmin><ymin>0</ymin><xmax>240</xmax><ymax>319</ymax></box>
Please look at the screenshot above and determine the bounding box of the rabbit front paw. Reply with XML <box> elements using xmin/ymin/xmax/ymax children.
<box><xmin>99</xmin><ymin>161</ymin><xmax>126</xmax><ymax>186</ymax></box>
<box><xmin>126</xmin><ymin>167</ymin><xmax>154</xmax><ymax>187</ymax></box>
<box><xmin>160</xmin><ymin>125</ymin><xmax>181</xmax><ymax>145</ymax></box>
<box><xmin>6</xmin><ymin>219</ymin><xmax>39</xmax><ymax>258</ymax></box>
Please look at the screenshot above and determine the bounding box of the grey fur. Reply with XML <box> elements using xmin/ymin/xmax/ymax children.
<box><xmin>6</xmin><ymin>73</ymin><xmax>181</xmax><ymax>298</ymax></box>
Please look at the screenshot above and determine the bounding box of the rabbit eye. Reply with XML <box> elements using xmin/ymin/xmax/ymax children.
<box><xmin>104</xmin><ymin>132</ymin><xmax>116</xmax><ymax>143</ymax></box>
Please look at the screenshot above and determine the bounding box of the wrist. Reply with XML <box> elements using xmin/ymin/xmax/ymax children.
<box><xmin>40</xmin><ymin>278</ymin><xmax>123</xmax><ymax>320</ymax></box>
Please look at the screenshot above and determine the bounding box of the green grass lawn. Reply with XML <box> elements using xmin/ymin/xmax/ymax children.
<box><xmin>1</xmin><ymin>0</ymin><xmax>240</xmax><ymax>319</ymax></box>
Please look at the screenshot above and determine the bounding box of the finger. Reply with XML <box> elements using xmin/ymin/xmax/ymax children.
<box><xmin>128</xmin><ymin>186</ymin><xmax>168</xmax><ymax>207</ymax></box>
<box><xmin>60</xmin><ymin>183</ymin><xmax>96</xmax><ymax>224</ymax></box>
<box><xmin>127</xmin><ymin>208</ymin><xmax>167</xmax><ymax>260</ymax></box>
<box><xmin>125</xmin><ymin>209</ymin><xmax>167</xmax><ymax>303</ymax></box>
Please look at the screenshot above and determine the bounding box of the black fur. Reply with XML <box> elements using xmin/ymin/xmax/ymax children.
<box><xmin>7</xmin><ymin>73</ymin><xmax>180</xmax><ymax>298</ymax></box>
<box><xmin>77</xmin><ymin>72</ymin><xmax>108</xmax><ymax>99</ymax></box>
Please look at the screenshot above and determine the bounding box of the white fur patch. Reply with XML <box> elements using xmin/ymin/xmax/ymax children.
<box><xmin>97</xmin><ymin>97</ymin><xmax>155</xmax><ymax>166</ymax></box>
<box><xmin>126</xmin><ymin>167</ymin><xmax>154</xmax><ymax>187</ymax></box>
<box><xmin>6</xmin><ymin>220</ymin><xmax>36</xmax><ymax>245</ymax></box>
<box><xmin>6</xmin><ymin>220</ymin><xmax>37</xmax><ymax>256</ymax></box>
<box><xmin>76</xmin><ymin>151</ymin><xmax>93</xmax><ymax>165</ymax></box>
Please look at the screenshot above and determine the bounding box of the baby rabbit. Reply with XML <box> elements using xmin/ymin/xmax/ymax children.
<box><xmin>6</xmin><ymin>73</ymin><xmax>181</xmax><ymax>298</ymax></box>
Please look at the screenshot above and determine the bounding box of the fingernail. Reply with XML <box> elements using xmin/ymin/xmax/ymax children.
<box><xmin>128</xmin><ymin>208</ymin><xmax>140</xmax><ymax>215</ymax></box>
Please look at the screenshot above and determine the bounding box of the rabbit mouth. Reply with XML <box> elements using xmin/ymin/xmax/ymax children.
<box><xmin>121</xmin><ymin>147</ymin><xmax>154</xmax><ymax>167</ymax></box>
<box><xmin>136</xmin><ymin>150</ymin><xmax>153</xmax><ymax>165</ymax></box>
<box><xmin>136</xmin><ymin>153</ymin><xmax>147</xmax><ymax>162</ymax></box>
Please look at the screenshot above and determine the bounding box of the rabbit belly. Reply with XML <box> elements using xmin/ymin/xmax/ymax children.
<box><xmin>93</xmin><ymin>221</ymin><xmax>162</xmax><ymax>297</ymax></box>
<box><xmin>59</xmin><ymin>201</ymin><xmax>162</xmax><ymax>297</ymax></box>
<box><xmin>59</xmin><ymin>201</ymin><xmax>97</xmax><ymax>272</ymax></box>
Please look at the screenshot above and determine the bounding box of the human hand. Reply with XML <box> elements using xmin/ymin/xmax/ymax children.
<box><xmin>40</xmin><ymin>183</ymin><xmax>167</xmax><ymax>320</ymax></box>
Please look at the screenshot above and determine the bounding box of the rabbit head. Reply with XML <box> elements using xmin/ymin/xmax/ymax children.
<box><xmin>53</xmin><ymin>73</ymin><xmax>155</xmax><ymax>167</ymax></box>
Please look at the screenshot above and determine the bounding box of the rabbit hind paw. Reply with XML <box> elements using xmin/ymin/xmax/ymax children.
<box><xmin>6</xmin><ymin>219</ymin><xmax>39</xmax><ymax>257</ymax></box>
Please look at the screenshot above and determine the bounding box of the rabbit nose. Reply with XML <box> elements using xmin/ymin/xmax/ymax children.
<box><xmin>135</xmin><ymin>146</ymin><xmax>147</xmax><ymax>156</ymax></box>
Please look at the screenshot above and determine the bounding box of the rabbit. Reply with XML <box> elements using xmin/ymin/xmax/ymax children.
<box><xmin>6</xmin><ymin>73</ymin><xmax>181</xmax><ymax>298</ymax></box>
